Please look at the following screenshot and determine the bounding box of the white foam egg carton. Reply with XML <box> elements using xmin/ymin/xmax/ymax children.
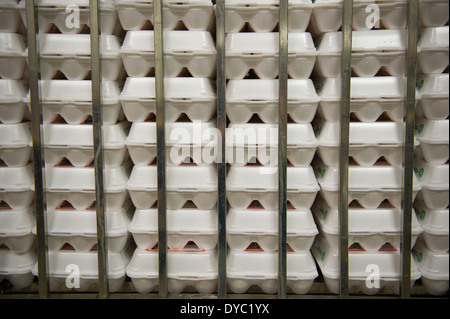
<box><xmin>226</xmin><ymin>32</ymin><xmax>317</xmax><ymax>80</ymax></box>
<box><xmin>414</xmin><ymin>117</ymin><xmax>449</xmax><ymax>165</ymax></box>
<box><xmin>416</xmin><ymin>73</ymin><xmax>449</xmax><ymax>121</ymax></box>
<box><xmin>413</xmin><ymin>238</ymin><xmax>449</xmax><ymax>296</ymax></box>
<box><xmin>17</xmin><ymin>0</ymin><xmax>119</xmax><ymax>35</ymax></box>
<box><xmin>226</xmin><ymin>79</ymin><xmax>319</xmax><ymax>124</ymax></box>
<box><xmin>126</xmin><ymin>165</ymin><xmax>218</xmax><ymax>210</ymax></box>
<box><xmin>0</xmin><ymin>32</ymin><xmax>26</xmax><ymax>80</ymax></box>
<box><xmin>0</xmin><ymin>164</ymin><xmax>34</xmax><ymax>210</ymax></box>
<box><xmin>417</xmin><ymin>26</ymin><xmax>449</xmax><ymax>75</ymax></box>
<box><xmin>31</xmin><ymin>245</ymin><xmax>132</xmax><ymax>292</ymax></box>
<box><xmin>315</xmin><ymin>121</ymin><xmax>414</xmax><ymax>167</ymax></box>
<box><xmin>227</xmin><ymin>250</ymin><xmax>318</xmax><ymax>295</ymax></box>
<box><xmin>40</xmin><ymin>201</ymin><xmax>134</xmax><ymax>253</ymax></box>
<box><xmin>419</xmin><ymin>0</ymin><xmax>449</xmax><ymax>28</ymax></box>
<box><xmin>0</xmin><ymin>79</ymin><xmax>29</xmax><ymax>124</ymax></box>
<box><xmin>312</xmin><ymin>235</ymin><xmax>421</xmax><ymax>295</ymax></box>
<box><xmin>116</xmin><ymin>0</ymin><xmax>215</xmax><ymax>31</ymax></box>
<box><xmin>312</xmin><ymin>196</ymin><xmax>423</xmax><ymax>253</ymax></box>
<box><xmin>226</xmin><ymin>166</ymin><xmax>320</xmax><ymax>210</ymax></box>
<box><xmin>45</xmin><ymin>164</ymin><xmax>130</xmax><ymax>211</ymax></box>
<box><xmin>316</xmin><ymin>29</ymin><xmax>407</xmax><ymax>78</ymax></box>
<box><xmin>414</xmin><ymin>159</ymin><xmax>449</xmax><ymax>210</ymax></box>
<box><xmin>36</xmin><ymin>34</ymin><xmax>123</xmax><ymax>81</ymax></box>
<box><xmin>0</xmin><ymin>206</ymin><xmax>35</xmax><ymax>254</ymax></box>
<box><xmin>0</xmin><ymin>122</ymin><xmax>32</xmax><ymax>167</ymax></box>
<box><xmin>120</xmin><ymin>30</ymin><xmax>216</xmax><ymax>78</ymax></box>
<box><xmin>317</xmin><ymin>76</ymin><xmax>421</xmax><ymax>123</ymax></box>
<box><xmin>226</xmin><ymin>123</ymin><xmax>318</xmax><ymax>167</ymax></box>
<box><xmin>0</xmin><ymin>248</ymin><xmax>36</xmax><ymax>289</ymax></box>
<box><xmin>313</xmin><ymin>158</ymin><xmax>422</xmax><ymax>209</ymax></box>
<box><xmin>128</xmin><ymin>207</ymin><xmax>217</xmax><ymax>251</ymax></box>
<box><xmin>414</xmin><ymin>200</ymin><xmax>449</xmax><ymax>253</ymax></box>
<box><xmin>226</xmin><ymin>208</ymin><xmax>318</xmax><ymax>252</ymax></box>
<box><xmin>126</xmin><ymin>248</ymin><xmax>218</xmax><ymax>294</ymax></box>
<box><xmin>0</xmin><ymin>0</ymin><xmax>22</xmax><ymax>33</ymax></box>
<box><xmin>43</xmin><ymin>122</ymin><xmax>130</xmax><ymax>168</ymax></box>
<box><xmin>119</xmin><ymin>77</ymin><xmax>216</xmax><ymax>123</ymax></box>
<box><xmin>225</xmin><ymin>0</ymin><xmax>312</xmax><ymax>33</ymax></box>
<box><xmin>24</xmin><ymin>80</ymin><xmax>123</xmax><ymax>125</ymax></box>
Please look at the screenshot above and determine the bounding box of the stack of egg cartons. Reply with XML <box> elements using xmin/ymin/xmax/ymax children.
<box><xmin>412</xmin><ymin>0</ymin><xmax>449</xmax><ymax>297</ymax></box>
<box><xmin>224</xmin><ymin>0</ymin><xmax>320</xmax><ymax>295</ymax></box>
<box><xmin>17</xmin><ymin>0</ymin><xmax>132</xmax><ymax>292</ymax></box>
<box><xmin>311</xmin><ymin>0</ymin><xmax>425</xmax><ymax>295</ymax></box>
<box><xmin>0</xmin><ymin>0</ymin><xmax>36</xmax><ymax>290</ymax></box>
<box><xmin>120</xmin><ymin>0</ymin><xmax>219</xmax><ymax>294</ymax></box>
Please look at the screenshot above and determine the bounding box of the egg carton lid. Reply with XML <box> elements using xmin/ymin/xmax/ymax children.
<box><xmin>414</xmin><ymin>159</ymin><xmax>449</xmax><ymax>190</ymax></box>
<box><xmin>0</xmin><ymin>206</ymin><xmax>35</xmax><ymax>237</ymax></box>
<box><xmin>313</xmin><ymin>0</ymin><xmax>406</xmax><ymax>6</ymax></box>
<box><xmin>226</xmin><ymin>0</ymin><xmax>312</xmax><ymax>7</ymax></box>
<box><xmin>417</xmin><ymin>73</ymin><xmax>449</xmax><ymax>98</ymax></box>
<box><xmin>18</xmin><ymin>0</ymin><xmax>115</xmax><ymax>10</ymax></box>
<box><xmin>0</xmin><ymin>80</ymin><xmax>27</xmax><ymax>103</ymax></box>
<box><xmin>0</xmin><ymin>164</ymin><xmax>34</xmax><ymax>191</ymax></box>
<box><xmin>0</xmin><ymin>0</ymin><xmax>20</xmax><ymax>8</ymax></box>
<box><xmin>0</xmin><ymin>122</ymin><xmax>32</xmax><ymax>148</ymax></box>
<box><xmin>0</xmin><ymin>249</ymin><xmax>36</xmax><ymax>275</ymax></box>
<box><xmin>415</xmin><ymin>117</ymin><xmax>449</xmax><ymax>144</ymax></box>
<box><xmin>418</xmin><ymin>26</ymin><xmax>449</xmax><ymax>51</ymax></box>
<box><xmin>117</xmin><ymin>0</ymin><xmax>214</xmax><ymax>6</ymax></box>
<box><xmin>414</xmin><ymin>201</ymin><xmax>449</xmax><ymax>236</ymax></box>
<box><xmin>413</xmin><ymin>238</ymin><xmax>449</xmax><ymax>280</ymax></box>
<box><xmin>0</xmin><ymin>32</ymin><xmax>26</xmax><ymax>56</ymax></box>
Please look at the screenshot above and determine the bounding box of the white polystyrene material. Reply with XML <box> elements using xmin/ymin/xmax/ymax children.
<box><xmin>416</xmin><ymin>73</ymin><xmax>449</xmax><ymax>120</ymax></box>
<box><xmin>413</xmin><ymin>239</ymin><xmax>449</xmax><ymax>296</ymax></box>
<box><xmin>0</xmin><ymin>206</ymin><xmax>35</xmax><ymax>254</ymax></box>
<box><xmin>0</xmin><ymin>249</ymin><xmax>36</xmax><ymax>289</ymax></box>
<box><xmin>417</xmin><ymin>26</ymin><xmax>449</xmax><ymax>74</ymax></box>
<box><xmin>226</xmin><ymin>208</ymin><xmax>318</xmax><ymax>252</ymax></box>
<box><xmin>0</xmin><ymin>122</ymin><xmax>32</xmax><ymax>167</ymax></box>
<box><xmin>120</xmin><ymin>31</ymin><xmax>216</xmax><ymax>78</ymax></box>
<box><xmin>119</xmin><ymin>77</ymin><xmax>216</xmax><ymax>122</ymax></box>
<box><xmin>312</xmin><ymin>235</ymin><xmax>421</xmax><ymax>295</ymax></box>
<box><xmin>0</xmin><ymin>32</ymin><xmax>27</xmax><ymax>80</ymax></box>
<box><xmin>419</xmin><ymin>0</ymin><xmax>449</xmax><ymax>28</ymax></box>
<box><xmin>0</xmin><ymin>1</ymin><xmax>21</xmax><ymax>33</ymax></box>
<box><xmin>414</xmin><ymin>201</ymin><xmax>449</xmax><ymax>253</ymax></box>
<box><xmin>414</xmin><ymin>117</ymin><xmax>449</xmax><ymax>165</ymax></box>
<box><xmin>126</xmin><ymin>249</ymin><xmax>218</xmax><ymax>294</ymax></box>
<box><xmin>414</xmin><ymin>159</ymin><xmax>449</xmax><ymax>210</ymax></box>
<box><xmin>226</xmin><ymin>33</ymin><xmax>317</xmax><ymax>79</ymax></box>
<box><xmin>227</xmin><ymin>250</ymin><xmax>318</xmax><ymax>294</ymax></box>
<box><xmin>126</xmin><ymin>166</ymin><xmax>218</xmax><ymax>210</ymax></box>
<box><xmin>0</xmin><ymin>164</ymin><xmax>34</xmax><ymax>210</ymax></box>
<box><xmin>0</xmin><ymin>79</ymin><xmax>28</xmax><ymax>124</ymax></box>
<box><xmin>128</xmin><ymin>208</ymin><xmax>217</xmax><ymax>251</ymax></box>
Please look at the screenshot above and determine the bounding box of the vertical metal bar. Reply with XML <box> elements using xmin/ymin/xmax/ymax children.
<box><xmin>401</xmin><ymin>0</ymin><xmax>419</xmax><ymax>300</ymax></box>
<box><xmin>90</xmin><ymin>0</ymin><xmax>109</xmax><ymax>298</ymax></box>
<box><xmin>339</xmin><ymin>0</ymin><xmax>353</xmax><ymax>300</ymax></box>
<box><xmin>216</xmin><ymin>0</ymin><xmax>227</xmax><ymax>299</ymax></box>
<box><xmin>26</xmin><ymin>0</ymin><xmax>49</xmax><ymax>299</ymax></box>
<box><xmin>278</xmin><ymin>0</ymin><xmax>288</xmax><ymax>300</ymax></box>
<box><xmin>154</xmin><ymin>0</ymin><xmax>168</xmax><ymax>298</ymax></box>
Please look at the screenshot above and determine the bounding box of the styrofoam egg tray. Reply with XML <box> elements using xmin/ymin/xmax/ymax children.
<box><xmin>227</xmin><ymin>208</ymin><xmax>318</xmax><ymax>252</ymax></box>
<box><xmin>315</xmin><ymin>29</ymin><xmax>407</xmax><ymax>78</ymax></box>
<box><xmin>116</xmin><ymin>0</ymin><xmax>215</xmax><ymax>31</ymax></box>
<box><xmin>413</xmin><ymin>238</ymin><xmax>449</xmax><ymax>296</ymax></box>
<box><xmin>226</xmin><ymin>32</ymin><xmax>317</xmax><ymax>80</ymax></box>
<box><xmin>0</xmin><ymin>164</ymin><xmax>34</xmax><ymax>210</ymax></box>
<box><xmin>317</xmin><ymin>76</ymin><xmax>421</xmax><ymax>123</ymax></box>
<box><xmin>414</xmin><ymin>117</ymin><xmax>449</xmax><ymax>165</ymax></box>
<box><xmin>227</xmin><ymin>250</ymin><xmax>318</xmax><ymax>295</ymax></box>
<box><xmin>419</xmin><ymin>0</ymin><xmax>449</xmax><ymax>28</ymax></box>
<box><xmin>416</xmin><ymin>73</ymin><xmax>449</xmax><ymax>121</ymax></box>
<box><xmin>120</xmin><ymin>77</ymin><xmax>216</xmax><ymax>123</ymax></box>
<box><xmin>226</xmin><ymin>166</ymin><xmax>320</xmax><ymax>210</ymax></box>
<box><xmin>31</xmin><ymin>246</ymin><xmax>133</xmax><ymax>292</ymax></box>
<box><xmin>312</xmin><ymin>235</ymin><xmax>421</xmax><ymax>295</ymax></box>
<box><xmin>0</xmin><ymin>32</ymin><xmax>26</xmax><ymax>80</ymax></box>
<box><xmin>312</xmin><ymin>196</ymin><xmax>423</xmax><ymax>253</ymax></box>
<box><xmin>225</xmin><ymin>0</ymin><xmax>312</xmax><ymax>33</ymax></box>
<box><xmin>126</xmin><ymin>248</ymin><xmax>218</xmax><ymax>294</ymax></box>
<box><xmin>226</xmin><ymin>123</ymin><xmax>318</xmax><ymax>167</ymax></box>
<box><xmin>226</xmin><ymin>79</ymin><xmax>319</xmax><ymax>124</ymax></box>
<box><xmin>417</xmin><ymin>26</ymin><xmax>449</xmax><ymax>75</ymax></box>
<box><xmin>128</xmin><ymin>208</ymin><xmax>217</xmax><ymax>251</ymax></box>
<box><xmin>0</xmin><ymin>79</ymin><xmax>29</xmax><ymax>124</ymax></box>
<box><xmin>313</xmin><ymin>158</ymin><xmax>422</xmax><ymax>209</ymax></box>
<box><xmin>45</xmin><ymin>164</ymin><xmax>130</xmax><ymax>210</ymax></box>
<box><xmin>24</xmin><ymin>80</ymin><xmax>123</xmax><ymax>125</ymax></box>
<box><xmin>0</xmin><ymin>0</ymin><xmax>22</xmax><ymax>33</ymax></box>
<box><xmin>315</xmin><ymin>121</ymin><xmax>414</xmax><ymax>167</ymax></box>
<box><xmin>0</xmin><ymin>121</ymin><xmax>32</xmax><ymax>167</ymax></box>
<box><xmin>414</xmin><ymin>200</ymin><xmax>449</xmax><ymax>253</ymax></box>
<box><xmin>120</xmin><ymin>30</ymin><xmax>216</xmax><ymax>78</ymax></box>
<box><xmin>0</xmin><ymin>206</ymin><xmax>35</xmax><ymax>254</ymax></box>
<box><xmin>127</xmin><ymin>165</ymin><xmax>218</xmax><ymax>210</ymax></box>
<box><xmin>414</xmin><ymin>159</ymin><xmax>449</xmax><ymax>210</ymax></box>
<box><xmin>18</xmin><ymin>0</ymin><xmax>119</xmax><ymax>35</ymax></box>
<box><xmin>43</xmin><ymin>122</ymin><xmax>130</xmax><ymax>168</ymax></box>
<box><xmin>0</xmin><ymin>248</ymin><xmax>36</xmax><ymax>289</ymax></box>
<box><xmin>310</xmin><ymin>0</ymin><xmax>407</xmax><ymax>35</ymax></box>
<box><xmin>36</xmin><ymin>34</ymin><xmax>123</xmax><ymax>81</ymax></box>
